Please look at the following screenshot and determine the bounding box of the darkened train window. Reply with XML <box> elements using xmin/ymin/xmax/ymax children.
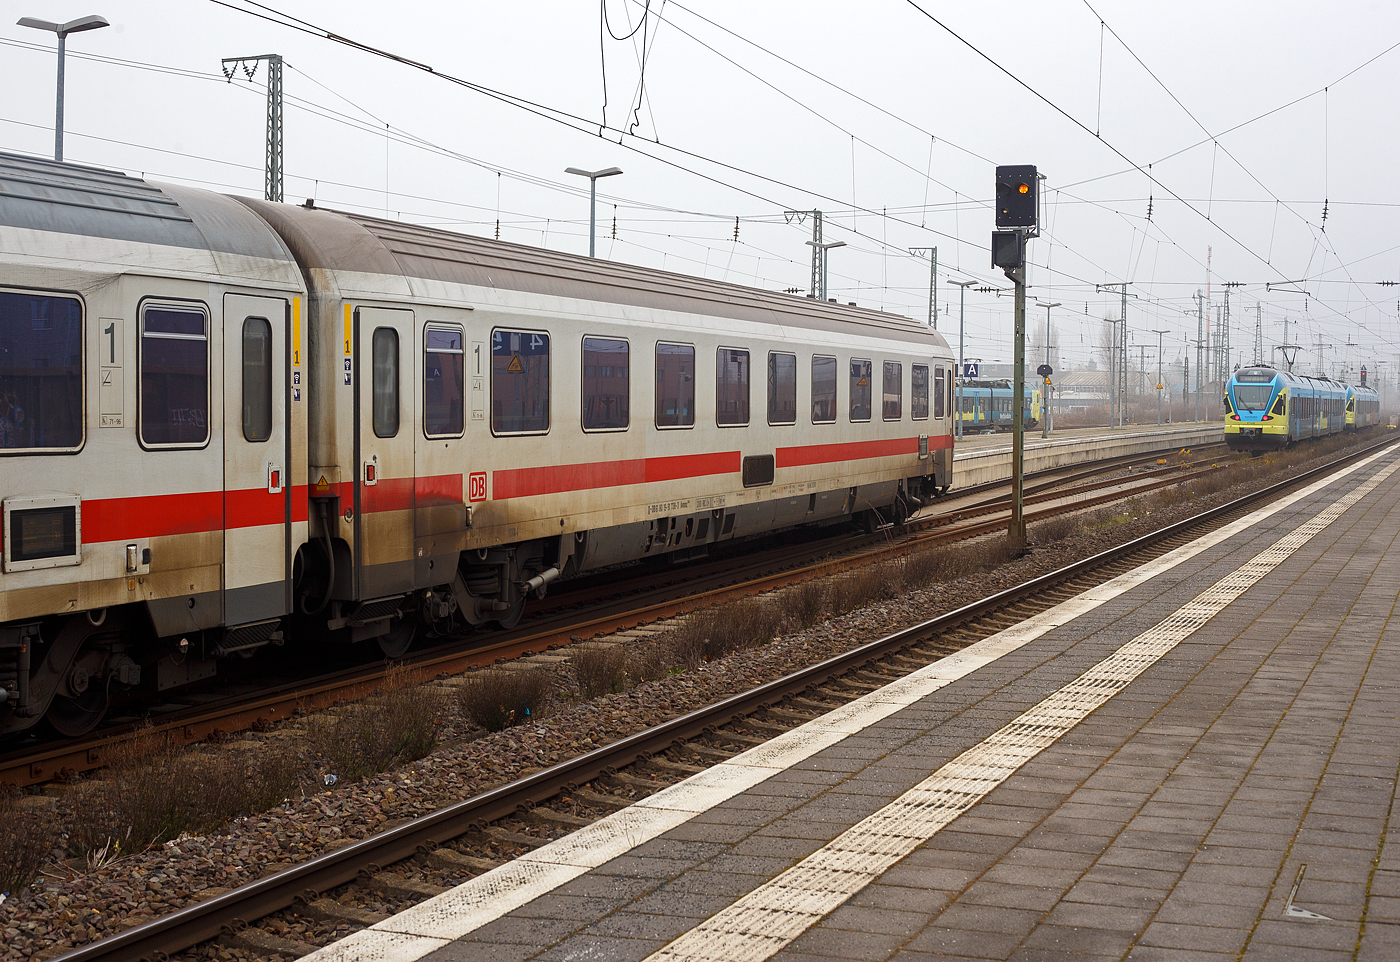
<box><xmin>912</xmin><ymin>364</ymin><xmax>930</xmax><ymax>420</ymax></box>
<box><xmin>850</xmin><ymin>359</ymin><xmax>872</xmax><ymax>421</ymax></box>
<box><xmin>882</xmin><ymin>361</ymin><xmax>902</xmax><ymax>420</ymax></box>
<box><xmin>140</xmin><ymin>305</ymin><xmax>208</xmax><ymax>447</ymax></box>
<box><xmin>931</xmin><ymin>367</ymin><xmax>943</xmax><ymax>419</ymax></box>
<box><xmin>767</xmin><ymin>352</ymin><xmax>797</xmax><ymax>425</ymax></box>
<box><xmin>492</xmin><ymin>329</ymin><xmax>550</xmax><ymax>434</ymax></box>
<box><xmin>811</xmin><ymin>355</ymin><xmax>837</xmax><ymax>423</ymax></box>
<box><xmin>372</xmin><ymin>327</ymin><xmax>400</xmax><ymax>438</ymax></box>
<box><xmin>241</xmin><ymin>317</ymin><xmax>272</xmax><ymax>442</ymax></box>
<box><xmin>716</xmin><ymin>347</ymin><xmax>750</xmax><ymax>426</ymax></box>
<box><xmin>582</xmin><ymin>336</ymin><xmax>629</xmax><ymax>431</ymax></box>
<box><xmin>655</xmin><ymin>342</ymin><xmax>694</xmax><ymax>428</ymax></box>
<box><xmin>424</xmin><ymin>324</ymin><xmax>464</xmax><ymax>437</ymax></box>
<box><xmin>0</xmin><ymin>290</ymin><xmax>82</xmax><ymax>452</ymax></box>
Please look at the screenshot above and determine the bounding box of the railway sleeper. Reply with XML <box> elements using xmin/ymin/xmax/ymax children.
<box><xmin>365</xmin><ymin>871</ymin><xmax>451</xmax><ymax>900</ymax></box>
<box><xmin>482</xmin><ymin>826</ymin><xmax>552</xmax><ymax>850</ymax></box>
<box><xmin>220</xmin><ymin>926</ymin><xmax>321</xmax><ymax>959</ymax></box>
<box><xmin>736</xmin><ymin>716</ymin><xmax>796</xmax><ymax>736</ymax></box>
<box><xmin>296</xmin><ymin>897</ymin><xmax>391</xmax><ymax>927</ymax></box>
<box><xmin>646</xmin><ymin>756</ymin><xmax>708</xmax><ymax>776</ymax></box>
<box><xmin>602</xmin><ymin>771</ymin><xmax>671</xmax><ymax>793</ymax></box>
<box><xmin>682</xmin><ymin>743</ymin><xmax>740</xmax><ymax>763</ymax></box>
<box><xmin>569</xmin><ymin>786</ymin><xmax>634</xmax><ymax>811</ymax></box>
<box><xmin>422</xmin><ymin>847</ymin><xmax>503</xmax><ymax>875</ymax></box>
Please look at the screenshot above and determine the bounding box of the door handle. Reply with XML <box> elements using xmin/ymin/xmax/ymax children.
<box><xmin>267</xmin><ymin>462</ymin><xmax>283</xmax><ymax>494</ymax></box>
<box><xmin>363</xmin><ymin>454</ymin><xmax>379</xmax><ymax>486</ymax></box>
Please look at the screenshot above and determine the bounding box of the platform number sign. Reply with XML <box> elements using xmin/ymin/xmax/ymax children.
<box><xmin>468</xmin><ymin>471</ymin><xmax>488</xmax><ymax>502</ymax></box>
<box><xmin>962</xmin><ymin>362</ymin><xmax>979</xmax><ymax>378</ymax></box>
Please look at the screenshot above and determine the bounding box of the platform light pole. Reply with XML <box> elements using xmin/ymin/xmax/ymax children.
<box><xmin>1152</xmin><ymin>329</ymin><xmax>1170</xmax><ymax>426</ymax></box>
<box><xmin>18</xmin><ymin>14</ymin><xmax>109</xmax><ymax>163</ymax></box>
<box><xmin>1038</xmin><ymin>301</ymin><xmax>1059</xmax><ymax>438</ymax></box>
<box><xmin>806</xmin><ymin>239</ymin><xmax>846</xmax><ymax>301</ymax></box>
<box><xmin>565</xmin><ymin>166</ymin><xmax>622</xmax><ymax>257</ymax></box>
<box><xmin>950</xmin><ymin>280</ymin><xmax>977</xmax><ymax>441</ymax></box>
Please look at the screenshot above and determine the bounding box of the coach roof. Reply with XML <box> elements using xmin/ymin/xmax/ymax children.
<box><xmin>237</xmin><ymin>197</ymin><xmax>949</xmax><ymax>349</ymax></box>
<box><xmin>0</xmin><ymin>152</ymin><xmax>296</xmax><ymax>263</ymax></box>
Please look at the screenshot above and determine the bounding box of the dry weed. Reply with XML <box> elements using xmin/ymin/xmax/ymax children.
<box><xmin>308</xmin><ymin>666</ymin><xmax>446</xmax><ymax>782</ymax></box>
<box><xmin>457</xmin><ymin>668</ymin><xmax>554</xmax><ymax>732</ymax></box>
<box><xmin>571</xmin><ymin>645</ymin><xmax>630</xmax><ymax>699</ymax></box>
<box><xmin>0</xmin><ymin>795</ymin><xmax>50</xmax><ymax>896</ymax></box>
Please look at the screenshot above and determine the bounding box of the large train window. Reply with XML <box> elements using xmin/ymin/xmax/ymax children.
<box><xmin>424</xmin><ymin>324</ymin><xmax>464</xmax><ymax>438</ymax></box>
<box><xmin>655</xmin><ymin>342</ymin><xmax>694</xmax><ymax>428</ymax></box>
<box><xmin>912</xmin><ymin>364</ymin><xmax>929</xmax><ymax>420</ymax></box>
<box><xmin>492</xmin><ymin>329</ymin><xmax>550</xmax><ymax>434</ymax></box>
<box><xmin>717</xmin><ymin>348</ymin><xmax>750</xmax><ymax>426</ymax></box>
<box><xmin>768</xmin><ymin>352</ymin><xmax>797</xmax><ymax>425</ymax></box>
<box><xmin>930</xmin><ymin>367</ymin><xmax>942</xmax><ymax>419</ymax></box>
<box><xmin>582</xmin><ymin>336</ymin><xmax>629</xmax><ymax>431</ymax></box>
<box><xmin>140</xmin><ymin>303</ymin><xmax>209</xmax><ymax>448</ymax></box>
<box><xmin>850</xmin><ymin>359</ymin><xmax>872</xmax><ymax>421</ymax></box>
<box><xmin>883</xmin><ymin>361</ymin><xmax>902</xmax><ymax>420</ymax></box>
<box><xmin>372</xmin><ymin>327</ymin><xmax>400</xmax><ymax>438</ymax></box>
<box><xmin>811</xmin><ymin>355</ymin><xmax>837</xmax><ymax>423</ymax></box>
<box><xmin>241</xmin><ymin>317</ymin><xmax>272</xmax><ymax>442</ymax></box>
<box><xmin>0</xmin><ymin>290</ymin><xmax>83</xmax><ymax>453</ymax></box>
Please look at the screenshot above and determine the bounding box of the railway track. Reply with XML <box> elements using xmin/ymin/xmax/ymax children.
<box><xmin>2</xmin><ymin>445</ymin><xmax>1221</xmax><ymax>789</ymax></box>
<box><xmin>46</xmin><ymin>433</ymin><xmax>1399</xmax><ymax>962</ymax></box>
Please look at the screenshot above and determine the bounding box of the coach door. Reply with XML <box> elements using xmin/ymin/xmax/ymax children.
<box><xmin>223</xmin><ymin>293</ymin><xmax>291</xmax><ymax>625</ymax></box>
<box><xmin>355</xmin><ymin>306</ymin><xmax>417</xmax><ymax>597</ymax></box>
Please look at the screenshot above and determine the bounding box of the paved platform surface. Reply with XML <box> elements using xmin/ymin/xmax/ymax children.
<box><xmin>307</xmin><ymin>441</ymin><xmax>1400</xmax><ymax>962</ymax></box>
<box><xmin>952</xmin><ymin>421</ymin><xmax>1216</xmax><ymax>454</ymax></box>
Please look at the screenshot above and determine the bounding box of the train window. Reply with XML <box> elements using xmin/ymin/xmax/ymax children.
<box><xmin>424</xmin><ymin>324</ymin><xmax>464</xmax><ymax>438</ymax></box>
<box><xmin>811</xmin><ymin>355</ymin><xmax>837</xmax><ymax>423</ymax></box>
<box><xmin>372</xmin><ymin>327</ymin><xmax>400</xmax><ymax>438</ymax></box>
<box><xmin>492</xmin><ymin>329</ymin><xmax>550</xmax><ymax>434</ymax></box>
<box><xmin>717</xmin><ymin>348</ymin><xmax>750</xmax><ymax>426</ymax></box>
<box><xmin>883</xmin><ymin>361</ymin><xmax>902</xmax><ymax>420</ymax></box>
<box><xmin>583</xmin><ymin>336</ymin><xmax>629</xmax><ymax>431</ymax></box>
<box><xmin>912</xmin><ymin>365</ymin><xmax>930</xmax><ymax>419</ymax></box>
<box><xmin>241</xmin><ymin>317</ymin><xmax>272</xmax><ymax>442</ymax></box>
<box><xmin>140</xmin><ymin>304</ymin><xmax>208</xmax><ymax>447</ymax></box>
<box><xmin>655</xmin><ymin>342</ymin><xmax>695</xmax><ymax>428</ymax></box>
<box><xmin>768</xmin><ymin>352</ymin><xmax>797</xmax><ymax>425</ymax></box>
<box><xmin>0</xmin><ymin>290</ymin><xmax>82</xmax><ymax>452</ymax></box>
<box><xmin>850</xmin><ymin>359</ymin><xmax>872</xmax><ymax>421</ymax></box>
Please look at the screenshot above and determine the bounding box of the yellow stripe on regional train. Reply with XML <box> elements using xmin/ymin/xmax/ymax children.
<box><xmin>292</xmin><ymin>297</ymin><xmax>301</xmax><ymax>367</ymax></box>
<box><xmin>343</xmin><ymin>303</ymin><xmax>352</xmax><ymax>357</ymax></box>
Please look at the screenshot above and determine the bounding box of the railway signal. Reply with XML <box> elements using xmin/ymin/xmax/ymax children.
<box><xmin>995</xmin><ymin>165</ymin><xmax>1038</xmax><ymax>230</ymax></box>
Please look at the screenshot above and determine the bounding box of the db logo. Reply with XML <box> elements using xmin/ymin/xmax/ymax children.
<box><xmin>468</xmin><ymin>471</ymin><xmax>488</xmax><ymax>502</ymax></box>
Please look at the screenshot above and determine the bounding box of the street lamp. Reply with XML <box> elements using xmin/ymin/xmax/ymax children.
<box><xmin>1152</xmin><ymin>329</ymin><xmax>1170</xmax><ymax>426</ymax></box>
<box><xmin>1037</xmin><ymin>301</ymin><xmax>1060</xmax><ymax>438</ymax></box>
<box><xmin>18</xmin><ymin>14</ymin><xmax>109</xmax><ymax>163</ymax></box>
<box><xmin>805</xmin><ymin>240</ymin><xmax>846</xmax><ymax>301</ymax></box>
<box><xmin>950</xmin><ymin>280</ymin><xmax>977</xmax><ymax>441</ymax></box>
<box><xmin>564</xmin><ymin>166</ymin><xmax>622</xmax><ymax>257</ymax></box>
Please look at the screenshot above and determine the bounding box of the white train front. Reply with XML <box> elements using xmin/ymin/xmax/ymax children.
<box><xmin>0</xmin><ymin>151</ymin><xmax>955</xmax><ymax>737</ymax></box>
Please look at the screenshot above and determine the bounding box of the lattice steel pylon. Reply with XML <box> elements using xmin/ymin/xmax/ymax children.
<box><xmin>1254</xmin><ymin>303</ymin><xmax>1264</xmax><ymax>365</ymax></box>
<box><xmin>222</xmin><ymin>54</ymin><xmax>284</xmax><ymax>203</ymax></box>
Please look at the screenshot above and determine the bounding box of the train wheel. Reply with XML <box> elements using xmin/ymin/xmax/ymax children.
<box><xmin>493</xmin><ymin>593</ymin><xmax>526</xmax><ymax>630</ymax></box>
<box><xmin>42</xmin><ymin>643</ymin><xmax>111</xmax><ymax>737</ymax></box>
<box><xmin>377</xmin><ymin>616</ymin><xmax>417</xmax><ymax>659</ymax></box>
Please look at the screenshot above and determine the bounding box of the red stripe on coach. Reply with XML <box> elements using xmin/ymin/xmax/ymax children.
<box><xmin>775</xmin><ymin>437</ymin><xmax>927</xmax><ymax>468</ymax></box>
<box><xmin>493</xmin><ymin>451</ymin><xmax>741</xmax><ymax>499</ymax></box>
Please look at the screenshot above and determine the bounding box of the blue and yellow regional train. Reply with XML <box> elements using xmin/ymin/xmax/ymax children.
<box><xmin>1224</xmin><ymin>364</ymin><xmax>1377</xmax><ymax>451</ymax></box>
<box><xmin>955</xmin><ymin>378</ymin><xmax>1040</xmax><ymax>431</ymax></box>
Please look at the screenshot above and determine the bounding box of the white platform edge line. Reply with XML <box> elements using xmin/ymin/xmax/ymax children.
<box><xmin>297</xmin><ymin>446</ymin><xmax>1396</xmax><ymax>961</ymax></box>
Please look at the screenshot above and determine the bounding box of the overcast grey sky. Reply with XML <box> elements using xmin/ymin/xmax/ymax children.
<box><xmin>4</xmin><ymin>1</ymin><xmax>1399</xmax><ymax>381</ymax></box>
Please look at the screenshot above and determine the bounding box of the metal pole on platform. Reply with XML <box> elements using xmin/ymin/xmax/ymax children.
<box><xmin>1040</xmin><ymin>301</ymin><xmax>1059</xmax><ymax>439</ymax></box>
<box><xmin>951</xmin><ymin>280</ymin><xmax>976</xmax><ymax>442</ymax></box>
<box><xmin>1152</xmin><ymin>329</ymin><xmax>1169</xmax><ymax>426</ymax></box>
<box><xmin>1011</xmin><ymin>276</ymin><xmax>1027</xmax><ymax>548</ymax></box>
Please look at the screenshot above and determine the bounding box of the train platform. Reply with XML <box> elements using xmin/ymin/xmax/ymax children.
<box><xmin>953</xmin><ymin>421</ymin><xmax>1222</xmax><ymax>487</ymax></box>
<box><xmin>304</xmin><ymin>441</ymin><xmax>1400</xmax><ymax>962</ymax></box>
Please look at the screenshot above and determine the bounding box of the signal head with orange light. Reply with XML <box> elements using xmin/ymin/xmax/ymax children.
<box><xmin>995</xmin><ymin>165</ymin><xmax>1038</xmax><ymax>229</ymax></box>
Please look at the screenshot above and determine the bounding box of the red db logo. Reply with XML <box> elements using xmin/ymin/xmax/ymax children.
<box><xmin>468</xmin><ymin>472</ymin><xmax>487</xmax><ymax>502</ymax></box>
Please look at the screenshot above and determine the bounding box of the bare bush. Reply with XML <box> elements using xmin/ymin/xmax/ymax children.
<box><xmin>308</xmin><ymin>666</ymin><xmax>446</xmax><ymax>781</ymax></box>
<box><xmin>457</xmin><ymin>669</ymin><xmax>554</xmax><ymax>732</ymax></box>
<box><xmin>787</xmin><ymin>579</ymin><xmax>831</xmax><ymax>630</ymax></box>
<box><xmin>0</xmin><ymin>795</ymin><xmax>50</xmax><ymax>896</ymax></box>
<box><xmin>667</xmin><ymin>598</ymin><xmax>784</xmax><ymax>663</ymax></box>
<box><xmin>66</xmin><ymin>730</ymin><xmax>301</xmax><ymax>859</ymax></box>
<box><xmin>571</xmin><ymin>645</ymin><xmax>630</xmax><ymax>699</ymax></box>
<box><xmin>1030</xmin><ymin>513</ymin><xmax>1079</xmax><ymax>545</ymax></box>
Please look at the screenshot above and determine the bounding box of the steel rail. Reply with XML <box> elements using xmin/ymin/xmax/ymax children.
<box><xmin>50</xmin><ymin>433</ymin><xmax>1400</xmax><ymax>962</ymax></box>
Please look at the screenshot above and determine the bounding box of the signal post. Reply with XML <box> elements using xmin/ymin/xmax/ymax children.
<box><xmin>992</xmin><ymin>165</ymin><xmax>1039</xmax><ymax>549</ymax></box>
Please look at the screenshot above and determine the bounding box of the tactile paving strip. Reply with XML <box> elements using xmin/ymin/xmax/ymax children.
<box><xmin>645</xmin><ymin>456</ymin><xmax>1400</xmax><ymax>962</ymax></box>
